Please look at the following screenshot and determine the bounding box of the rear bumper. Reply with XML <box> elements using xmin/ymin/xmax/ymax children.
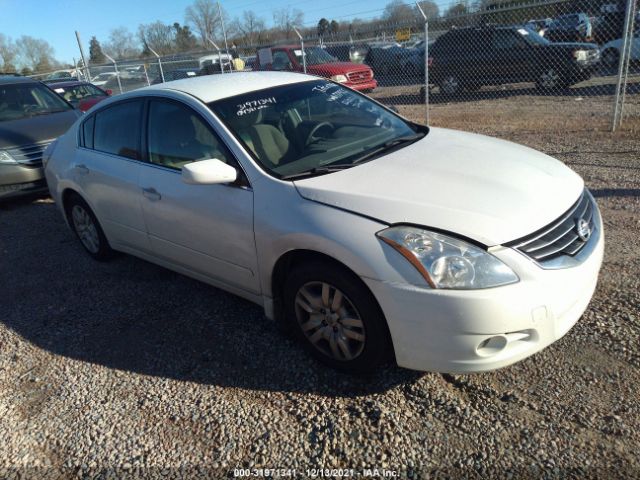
<box><xmin>364</xmin><ymin>213</ymin><xmax>604</xmax><ymax>373</ymax></box>
<box><xmin>349</xmin><ymin>79</ymin><xmax>378</xmax><ymax>91</ymax></box>
<box><xmin>0</xmin><ymin>165</ymin><xmax>47</xmax><ymax>199</ymax></box>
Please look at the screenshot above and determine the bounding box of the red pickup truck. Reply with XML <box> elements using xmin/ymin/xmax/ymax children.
<box><xmin>256</xmin><ymin>45</ymin><xmax>377</xmax><ymax>92</ymax></box>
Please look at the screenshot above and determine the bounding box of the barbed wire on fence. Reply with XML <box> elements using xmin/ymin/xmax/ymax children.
<box><xmin>20</xmin><ymin>0</ymin><xmax>640</xmax><ymax>132</ymax></box>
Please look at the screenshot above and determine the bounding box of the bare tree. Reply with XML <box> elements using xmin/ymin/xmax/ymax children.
<box><xmin>185</xmin><ymin>0</ymin><xmax>228</xmax><ymax>45</ymax></box>
<box><xmin>382</xmin><ymin>0</ymin><xmax>416</xmax><ymax>24</ymax></box>
<box><xmin>0</xmin><ymin>34</ymin><xmax>18</xmax><ymax>72</ymax></box>
<box><xmin>272</xmin><ymin>7</ymin><xmax>304</xmax><ymax>39</ymax></box>
<box><xmin>138</xmin><ymin>22</ymin><xmax>176</xmax><ymax>55</ymax></box>
<box><xmin>15</xmin><ymin>36</ymin><xmax>56</xmax><ymax>72</ymax></box>
<box><xmin>232</xmin><ymin>10</ymin><xmax>266</xmax><ymax>46</ymax></box>
<box><xmin>104</xmin><ymin>27</ymin><xmax>138</xmax><ymax>59</ymax></box>
<box><xmin>416</xmin><ymin>0</ymin><xmax>439</xmax><ymax>19</ymax></box>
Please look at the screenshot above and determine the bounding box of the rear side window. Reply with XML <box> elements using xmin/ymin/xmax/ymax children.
<box><xmin>93</xmin><ymin>101</ymin><xmax>142</xmax><ymax>160</ymax></box>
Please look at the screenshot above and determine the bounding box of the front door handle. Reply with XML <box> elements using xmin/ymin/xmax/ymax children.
<box><xmin>142</xmin><ymin>187</ymin><xmax>161</xmax><ymax>201</ymax></box>
<box><xmin>75</xmin><ymin>164</ymin><xmax>89</xmax><ymax>175</ymax></box>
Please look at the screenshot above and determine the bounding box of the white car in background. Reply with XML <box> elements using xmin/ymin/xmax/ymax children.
<box><xmin>43</xmin><ymin>72</ymin><xmax>603</xmax><ymax>374</ymax></box>
<box><xmin>91</xmin><ymin>72</ymin><xmax>118</xmax><ymax>87</ymax></box>
<box><xmin>601</xmin><ymin>32</ymin><xmax>640</xmax><ymax>67</ymax></box>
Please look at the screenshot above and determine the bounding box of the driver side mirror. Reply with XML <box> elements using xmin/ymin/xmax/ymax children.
<box><xmin>182</xmin><ymin>158</ymin><xmax>237</xmax><ymax>185</ymax></box>
<box><xmin>105</xmin><ymin>89</ymin><xmax>112</xmax><ymax>96</ymax></box>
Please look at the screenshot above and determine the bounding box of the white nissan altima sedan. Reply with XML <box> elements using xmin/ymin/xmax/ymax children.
<box><xmin>43</xmin><ymin>72</ymin><xmax>603</xmax><ymax>374</ymax></box>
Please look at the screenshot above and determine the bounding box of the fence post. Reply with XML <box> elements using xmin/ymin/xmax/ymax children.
<box><xmin>293</xmin><ymin>27</ymin><xmax>307</xmax><ymax>74</ymax></box>
<box><xmin>217</xmin><ymin>2</ymin><xmax>231</xmax><ymax>61</ymax></box>
<box><xmin>74</xmin><ymin>31</ymin><xmax>91</xmax><ymax>82</ymax></box>
<box><xmin>416</xmin><ymin>1</ymin><xmax>429</xmax><ymax>126</ymax></box>
<box><xmin>617</xmin><ymin>0</ymin><xmax>637</xmax><ymax>129</ymax></box>
<box><xmin>148</xmin><ymin>46</ymin><xmax>164</xmax><ymax>83</ymax></box>
<box><xmin>143</xmin><ymin>64</ymin><xmax>150</xmax><ymax>86</ymax></box>
<box><xmin>103</xmin><ymin>53</ymin><xmax>122</xmax><ymax>94</ymax></box>
<box><xmin>207</xmin><ymin>37</ymin><xmax>224</xmax><ymax>74</ymax></box>
<box><xmin>611</xmin><ymin>0</ymin><xmax>636</xmax><ymax>131</ymax></box>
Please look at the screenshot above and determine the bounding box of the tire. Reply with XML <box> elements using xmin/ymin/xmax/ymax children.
<box><xmin>439</xmin><ymin>74</ymin><xmax>462</xmax><ymax>97</ymax></box>
<box><xmin>65</xmin><ymin>193</ymin><xmax>113</xmax><ymax>261</ymax></box>
<box><xmin>601</xmin><ymin>49</ymin><xmax>619</xmax><ymax>69</ymax></box>
<box><xmin>536</xmin><ymin>67</ymin><xmax>569</xmax><ymax>91</ymax></box>
<box><xmin>283</xmin><ymin>261</ymin><xmax>392</xmax><ymax>373</ymax></box>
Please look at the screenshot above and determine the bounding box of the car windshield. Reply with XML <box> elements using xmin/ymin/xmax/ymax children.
<box><xmin>553</xmin><ymin>15</ymin><xmax>579</xmax><ymax>28</ymax></box>
<box><xmin>209</xmin><ymin>80</ymin><xmax>424</xmax><ymax>179</ymax></box>
<box><xmin>517</xmin><ymin>27</ymin><xmax>551</xmax><ymax>45</ymax></box>
<box><xmin>293</xmin><ymin>47</ymin><xmax>338</xmax><ymax>66</ymax></box>
<box><xmin>0</xmin><ymin>83</ymin><xmax>72</xmax><ymax>122</ymax></box>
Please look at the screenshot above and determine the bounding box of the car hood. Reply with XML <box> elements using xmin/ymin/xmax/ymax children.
<box><xmin>0</xmin><ymin>109</ymin><xmax>80</xmax><ymax>149</ymax></box>
<box><xmin>307</xmin><ymin>62</ymin><xmax>370</xmax><ymax>76</ymax></box>
<box><xmin>547</xmin><ymin>42</ymin><xmax>599</xmax><ymax>51</ymax></box>
<box><xmin>294</xmin><ymin>127</ymin><xmax>584</xmax><ymax>246</ymax></box>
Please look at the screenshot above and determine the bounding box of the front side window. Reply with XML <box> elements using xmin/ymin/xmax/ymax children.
<box><xmin>0</xmin><ymin>83</ymin><xmax>72</xmax><ymax>122</ymax></box>
<box><xmin>271</xmin><ymin>51</ymin><xmax>292</xmax><ymax>70</ymax></box>
<box><xmin>93</xmin><ymin>100</ymin><xmax>142</xmax><ymax>160</ymax></box>
<box><xmin>209</xmin><ymin>80</ymin><xmax>423</xmax><ymax>179</ymax></box>
<box><xmin>147</xmin><ymin>99</ymin><xmax>233</xmax><ymax>170</ymax></box>
<box><xmin>292</xmin><ymin>47</ymin><xmax>338</xmax><ymax>66</ymax></box>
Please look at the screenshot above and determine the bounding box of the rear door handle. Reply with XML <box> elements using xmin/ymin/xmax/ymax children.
<box><xmin>75</xmin><ymin>164</ymin><xmax>89</xmax><ymax>175</ymax></box>
<box><xmin>142</xmin><ymin>187</ymin><xmax>161</xmax><ymax>201</ymax></box>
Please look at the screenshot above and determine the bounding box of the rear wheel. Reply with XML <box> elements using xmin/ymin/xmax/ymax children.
<box><xmin>536</xmin><ymin>68</ymin><xmax>569</xmax><ymax>91</ymax></box>
<box><xmin>439</xmin><ymin>74</ymin><xmax>462</xmax><ymax>96</ymax></box>
<box><xmin>65</xmin><ymin>193</ymin><xmax>113</xmax><ymax>261</ymax></box>
<box><xmin>284</xmin><ymin>261</ymin><xmax>392</xmax><ymax>373</ymax></box>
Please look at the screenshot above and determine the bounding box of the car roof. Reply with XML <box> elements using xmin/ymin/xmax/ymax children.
<box><xmin>0</xmin><ymin>75</ymin><xmax>39</xmax><ymax>85</ymax></box>
<box><xmin>141</xmin><ymin>71</ymin><xmax>316</xmax><ymax>103</ymax></box>
<box><xmin>47</xmin><ymin>80</ymin><xmax>91</xmax><ymax>88</ymax></box>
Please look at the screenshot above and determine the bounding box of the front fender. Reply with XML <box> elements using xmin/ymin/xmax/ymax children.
<box><xmin>252</xmin><ymin>178</ymin><xmax>429</xmax><ymax>299</ymax></box>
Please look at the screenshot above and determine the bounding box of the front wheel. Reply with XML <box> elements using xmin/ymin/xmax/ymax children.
<box><xmin>284</xmin><ymin>262</ymin><xmax>392</xmax><ymax>373</ymax></box>
<box><xmin>601</xmin><ymin>48</ymin><xmax>619</xmax><ymax>69</ymax></box>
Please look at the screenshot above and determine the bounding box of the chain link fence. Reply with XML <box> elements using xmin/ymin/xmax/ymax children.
<box><xmin>31</xmin><ymin>0</ymin><xmax>640</xmax><ymax>133</ymax></box>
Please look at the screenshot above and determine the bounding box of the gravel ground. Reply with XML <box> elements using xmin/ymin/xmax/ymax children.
<box><xmin>0</xmin><ymin>96</ymin><xmax>639</xmax><ymax>479</ymax></box>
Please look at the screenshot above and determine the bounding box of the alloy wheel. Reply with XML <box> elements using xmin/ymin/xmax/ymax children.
<box><xmin>441</xmin><ymin>76</ymin><xmax>460</xmax><ymax>95</ymax></box>
<box><xmin>71</xmin><ymin>205</ymin><xmax>100</xmax><ymax>254</ymax></box>
<box><xmin>294</xmin><ymin>281</ymin><xmax>366</xmax><ymax>362</ymax></box>
<box><xmin>539</xmin><ymin>68</ymin><xmax>560</xmax><ymax>89</ymax></box>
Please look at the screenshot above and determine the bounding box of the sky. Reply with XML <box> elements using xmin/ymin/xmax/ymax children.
<box><xmin>0</xmin><ymin>0</ymin><xmax>441</xmax><ymax>65</ymax></box>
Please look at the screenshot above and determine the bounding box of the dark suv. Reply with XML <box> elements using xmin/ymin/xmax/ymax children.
<box><xmin>0</xmin><ymin>75</ymin><xmax>80</xmax><ymax>199</ymax></box>
<box><xmin>429</xmin><ymin>25</ymin><xmax>600</xmax><ymax>95</ymax></box>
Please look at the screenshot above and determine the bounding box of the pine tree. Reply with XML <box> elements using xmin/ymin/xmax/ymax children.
<box><xmin>89</xmin><ymin>36</ymin><xmax>106</xmax><ymax>64</ymax></box>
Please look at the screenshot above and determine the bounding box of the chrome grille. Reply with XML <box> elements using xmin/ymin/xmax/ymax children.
<box><xmin>6</xmin><ymin>140</ymin><xmax>52</xmax><ymax>166</ymax></box>
<box><xmin>346</xmin><ymin>69</ymin><xmax>373</xmax><ymax>83</ymax></box>
<box><xmin>508</xmin><ymin>190</ymin><xmax>596</xmax><ymax>263</ymax></box>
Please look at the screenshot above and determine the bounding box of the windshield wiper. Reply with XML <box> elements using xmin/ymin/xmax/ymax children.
<box><xmin>280</xmin><ymin>164</ymin><xmax>353</xmax><ymax>181</ymax></box>
<box><xmin>348</xmin><ymin>133</ymin><xmax>425</xmax><ymax>165</ymax></box>
<box><xmin>279</xmin><ymin>133</ymin><xmax>425</xmax><ymax>181</ymax></box>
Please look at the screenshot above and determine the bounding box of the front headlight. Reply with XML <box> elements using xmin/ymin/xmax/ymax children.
<box><xmin>331</xmin><ymin>74</ymin><xmax>348</xmax><ymax>83</ymax></box>
<box><xmin>377</xmin><ymin>226</ymin><xmax>519</xmax><ymax>289</ymax></box>
<box><xmin>573</xmin><ymin>50</ymin><xmax>588</xmax><ymax>61</ymax></box>
<box><xmin>0</xmin><ymin>150</ymin><xmax>17</xmax><ymax>164</ymax></box>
